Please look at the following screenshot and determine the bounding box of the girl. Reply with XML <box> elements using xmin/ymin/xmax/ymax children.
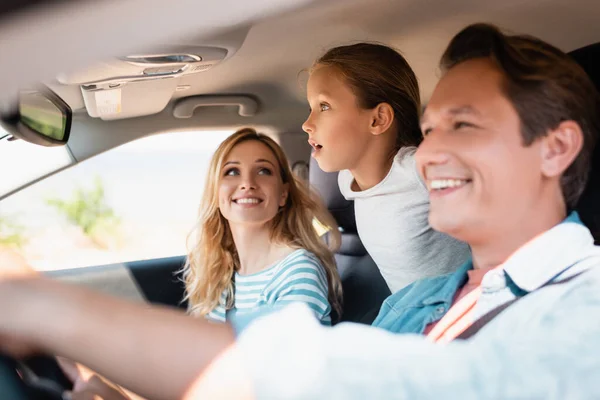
<box><xmin>303</xmin><ymin>43</ymin><xmax>470</xmax><ymax>293</ymax></box>
<box><xmin>183</xmin><ymin>128</ymin><xmax>342</xmax><ymax>330</ymax></box>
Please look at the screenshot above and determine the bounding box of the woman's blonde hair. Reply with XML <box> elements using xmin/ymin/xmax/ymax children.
<box><xmin>182</xmin><ymin>128</ymin><xmax>342</xmax><ymax>318</ymax></box>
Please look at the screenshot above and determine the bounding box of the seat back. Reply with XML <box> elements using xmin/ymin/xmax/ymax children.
<box><xmin>571</xmin><ymin>43</ymin><xmax>600</xmax><ymax>243</ymax></box>
<box><xmin>309</xmin><ymin>157</ymin><xmax>390</xmax><ymax>324</ymax></box>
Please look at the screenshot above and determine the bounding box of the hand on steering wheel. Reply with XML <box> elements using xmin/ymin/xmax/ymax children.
<box><xmin>0</xmin><ymin>248</ymin><xmax>71</xmax><ymax>398</ymax></box>
<box><xmin>58</xmin><ymin>358</ymin><xmax>131</xmax><ymax>400</ymax></box>
<box><xmin>0</xmin><ymin>354</ymin><xmax>71</xmax><ymax>400</ymax></box>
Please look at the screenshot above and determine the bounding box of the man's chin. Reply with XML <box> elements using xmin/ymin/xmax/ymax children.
<box><xmin>429</xmin><ymin>213</ymin><xmax>465</xmax><ymax>239</ymax></box>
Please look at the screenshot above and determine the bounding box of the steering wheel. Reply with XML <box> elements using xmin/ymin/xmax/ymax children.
<box><xmin>0</xmin><ymin>355</ymin><xmax>29</xmax><ymax>399</ymax></box>
<box><xmin>0</xmin><ymin>354</ymin><xmax>73</xmax><ymax>399</ymax></box>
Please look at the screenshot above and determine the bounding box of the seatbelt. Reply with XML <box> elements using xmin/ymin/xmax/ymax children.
<box><xmin>456</xmin><ymin>271</ymin><xmax>585</xmax><ymax>340</ymax></box>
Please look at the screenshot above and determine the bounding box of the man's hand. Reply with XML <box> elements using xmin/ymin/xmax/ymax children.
<box><xmin>59</xmin><ymin>358</ymin><xmax>132</xmax><ymax>400</ymax></box>
<box><xmin>66</xmin><ymin>375</ymin><xmax>131</xmax><ymax>400</ymax></box>
<box><xmin>0</xmin><ymin>246</ymin><xmax>37</xmax><ymax>280</ymax></box>
<box><xmin>0</xmin><ymin>247</ymin><xmax>41</xmax><ymax>357</ymax></box>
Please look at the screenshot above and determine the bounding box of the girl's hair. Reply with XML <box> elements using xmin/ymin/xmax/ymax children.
<box><xmin>182</xmin><ymin>128</ymin><xmax>343</xmax><ymax>318</ymax></box>
<box><xmin>314</xmin><ymin>42</ymin><xmax>423</xmax><ymax>150</ymax></box>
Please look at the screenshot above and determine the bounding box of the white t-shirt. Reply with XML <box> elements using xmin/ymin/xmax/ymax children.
<box><xmin>338</xmin><ymin>146</ymin><xmax>470</xmax><ymax>292</ymax></box>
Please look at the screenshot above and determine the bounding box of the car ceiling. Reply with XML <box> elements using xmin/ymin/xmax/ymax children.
<box><xmin>2</xmin><ymin>0</ymin><xmax>600</xmax><ymax>164</ymax></box>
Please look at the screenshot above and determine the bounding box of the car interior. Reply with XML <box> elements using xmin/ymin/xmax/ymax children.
<box><xmin>0</xmin><ymin>0</ymin><xmax>600</xmax><ymax>397</ymax></box>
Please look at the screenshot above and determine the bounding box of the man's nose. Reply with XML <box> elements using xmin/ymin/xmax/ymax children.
<box><xmin>415</xmin><ymin>130</ymin><xmax>451</xmax><ymax>178</ymax></box>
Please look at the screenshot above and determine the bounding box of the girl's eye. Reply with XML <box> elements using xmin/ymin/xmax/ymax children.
<box><xmin>224</xmin><ymin>168</ymin><xmax>239</xmax><ymax>177</ymax></box>
<box><xmin>258</xmin><ymin>168</ymin><xmax>273</xmax><ymax>176</ymax></box>
<box><xmin>320</xmin><ymin>103</ymin><xmax>330</xmax><ymax>112</ymax></box>
<box><xmin>422</xmin><ymin>127</ymin><xmax>433</xmax><ymax>136</ymax></box>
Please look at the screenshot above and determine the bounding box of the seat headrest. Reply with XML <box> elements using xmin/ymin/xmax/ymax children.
<box><xmin>571</xmin><ymin>43</ymin><xmax>600</xmax><ymax>243</ymax></box>
<box><xmin>309</xmin><ymin>156</ymin><xmax>357</xmax><ymax>233</ymax></box>
<box><xmin>570</xmin><ymin>43</ymin><xmax>600</xmax><ymax>89</ymax></box>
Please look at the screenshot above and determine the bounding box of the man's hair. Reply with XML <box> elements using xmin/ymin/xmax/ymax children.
<box><xmin>440</xmin><ymin>23</ymin><xmax>600</xmax><ymax>209</ymax></box>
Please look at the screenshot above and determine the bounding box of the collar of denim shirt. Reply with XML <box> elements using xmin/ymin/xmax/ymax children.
<box><xmin>500</xmin><ymin>212</ymin><xmax>597</xmax><ymax>293</ymax></box>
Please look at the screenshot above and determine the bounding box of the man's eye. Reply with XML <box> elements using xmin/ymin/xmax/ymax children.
<box><xmin>320</xmin><ymin>103</ymin><xmax>330</xmax><ymax>112</ymax></box>
<box><xmin>224</xmin><ymin>168</ymin><xmax>239</xmax><ymax>176</ymax></box>
<box><xmin>454</xmin><ymin>121</ymin><xmax>473</xmax><ymax>130</ymax></box>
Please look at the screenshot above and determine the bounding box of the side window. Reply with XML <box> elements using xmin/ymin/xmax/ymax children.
<box><xmin>0</xmin><ymin>130</ymin><xmax>233</xmax><ymax>271</ymax></box>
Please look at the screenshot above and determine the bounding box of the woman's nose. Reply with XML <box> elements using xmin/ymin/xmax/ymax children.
<box><xmin>239</xmin><ymin>174</ymin><xmax>257</xmax><ymax>190</ymax></box>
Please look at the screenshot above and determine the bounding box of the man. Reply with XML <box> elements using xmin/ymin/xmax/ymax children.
<box><xmin>0</xmin><ymin>23</ymin><xmax>599</xmax><ymax>399</ymax></box>
<box><xmin>372</xmin><ymin>24</ymin><xmax>600</xmax><ymax>335</ymax></box>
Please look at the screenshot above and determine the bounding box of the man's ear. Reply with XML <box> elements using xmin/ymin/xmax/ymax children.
<box><xmin>369</xmin><ymin>103</ymin><xmax>395</xmax><ymax>136</ymax></box>
<box><xmin>540</xmin><ymin>120</ymin><xmax>584</xmax><ymax>178</ymax></box>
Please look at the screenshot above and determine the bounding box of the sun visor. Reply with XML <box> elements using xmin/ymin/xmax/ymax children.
<box><xmin>57</xmin><ymin>46</ymin><xmax>228</xmax><ymax>86</ymax></box>
<box><xmin>67</xmin><ymin>45</ymin><xmax>229</xmax><ymax>120</ymax></box>
<box><xmin>80</xmin><ymin>78</ymin><xmax>178</xmax><ymax>120</ymax></box>
<box><xmin>46</xmin><ymin>26</ymin><xmax>252</xmax><ymax>121</ymax></box>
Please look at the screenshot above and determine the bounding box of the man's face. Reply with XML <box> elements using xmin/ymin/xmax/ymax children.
<box><xmin>416</xmin><ymin>58</ymin><xmax>545</xmax><ymax>245</ymax></box>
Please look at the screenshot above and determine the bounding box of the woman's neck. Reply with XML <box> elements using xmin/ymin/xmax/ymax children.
<box><xmin>230</xmin><ymin>224</ymin><xmax>293</xmax><ymax>275</ymax></box>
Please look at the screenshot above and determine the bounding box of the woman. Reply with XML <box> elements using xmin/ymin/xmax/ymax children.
<box><xmin>183</xmin><ymin>128</ymin><xmax>342</xmax><ymax>330</ymax></box>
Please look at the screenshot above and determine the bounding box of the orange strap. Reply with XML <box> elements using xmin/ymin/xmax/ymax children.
<box><xmin>426</xmin><ymin>287</ymin><xmax>481</xmax><ymax>343</ymax></box>
<box><xmin>427</xmin><ymin>265</ymin><xmax>505</xmax><ymax>344</ymax></box>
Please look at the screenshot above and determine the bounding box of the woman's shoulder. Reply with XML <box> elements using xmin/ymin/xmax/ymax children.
<box><xmin>276</xmin><ymin>248</ymin><xmax>324</xmax><ymax>271</ymax></box>
<box><xmin>265</xmin><ymin>249</ymin><xmax>328</xmax><ymax>296</ymax></box>
<box><xmin>269</xmin><ymin>249</ymin><xmax>327</xmax><ymax>282</ymax></box>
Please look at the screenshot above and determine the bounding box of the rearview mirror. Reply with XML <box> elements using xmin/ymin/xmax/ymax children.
<box><xmin>0</xmin><ymin>88</ymin><xmax>72</xmax><ymax>147</ymax></box>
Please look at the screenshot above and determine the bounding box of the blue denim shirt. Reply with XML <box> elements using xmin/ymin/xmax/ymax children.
<box><xmin>237</xmin><ymin>212</ymin><xmax>600</xmax><ymax>399</ymax></box>
<box><xmin>371</xmin><ymin>261</ymin><xmax>471</xmax><ymax>334</ymax></box>
<box><xmin>372</xmin><ymin>212</ymin><xmax>582</xmax><ymax>334</ymax></box>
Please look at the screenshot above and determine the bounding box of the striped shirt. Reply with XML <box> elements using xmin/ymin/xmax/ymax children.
<box><xmin>207</xmin><ymin>249</ymin><xmax>332</xmax><ymax>330</ymax></box>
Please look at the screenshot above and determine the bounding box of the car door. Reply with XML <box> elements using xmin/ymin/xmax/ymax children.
<box><xmin>0</xmin><ymin>130</ymin><xmax>233</xmax><ymax>309</ymax></box>
<box><xmin>45</xmin><ymin>256</ymin><xmax>188</xmax><ymax>309</ymax></box>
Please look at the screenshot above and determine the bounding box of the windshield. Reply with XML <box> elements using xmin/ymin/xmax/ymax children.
<box><xmin>0</xmin><ymin>128</ymin><xmax>73</xmax><ymax>199</ymax></box>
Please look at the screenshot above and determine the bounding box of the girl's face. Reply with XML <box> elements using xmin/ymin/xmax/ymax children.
<box><xmin>302</xmin><ymin>65</ymin><xmax>375</xmax><ymax>173</ymax></box>
<box><xmin>218</xmin><ymin>140</ymin><xmax>289</xmax><ymax>228</ymax></box>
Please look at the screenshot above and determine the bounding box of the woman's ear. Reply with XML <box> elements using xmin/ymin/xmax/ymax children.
<box><xmin>540</xmin><ymin>120</ymin><xmax>584</xmax><ymax>178</ymax></box>
<box><xmin>369</xmin><ymin>103</ymin><xmax>395</xmax><ymax>136</ymax></box>
<box><xmin>279</xmin><ymin>183</ymin><xmax>290</xmax><ymax>207</ymax></box>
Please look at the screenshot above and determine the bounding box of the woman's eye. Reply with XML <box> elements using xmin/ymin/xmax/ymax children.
<box><xmin>320</xmin><ymin>103</ymin><xmax>330</xmax><ymax>112</ymax></box>
<box><xmin>422</xmin><ymin>127</ymin><xmax>432</xmax><ymax>136</ymax></box>
<box><xmin>258</xmin><ymin>168</ymin><xmax>273</xmax><ymax>176</ymax></box>
<box><xmin>224</xmin><ymin>168</ymin><xmax>239</xmax><ymax>176</ymax></box>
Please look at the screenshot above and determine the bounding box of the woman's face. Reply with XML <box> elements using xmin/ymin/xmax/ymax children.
<box><xmin>218</xmin><ymin>140</ymin><xmax>289</xmax><ymax>228</ymax></box>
